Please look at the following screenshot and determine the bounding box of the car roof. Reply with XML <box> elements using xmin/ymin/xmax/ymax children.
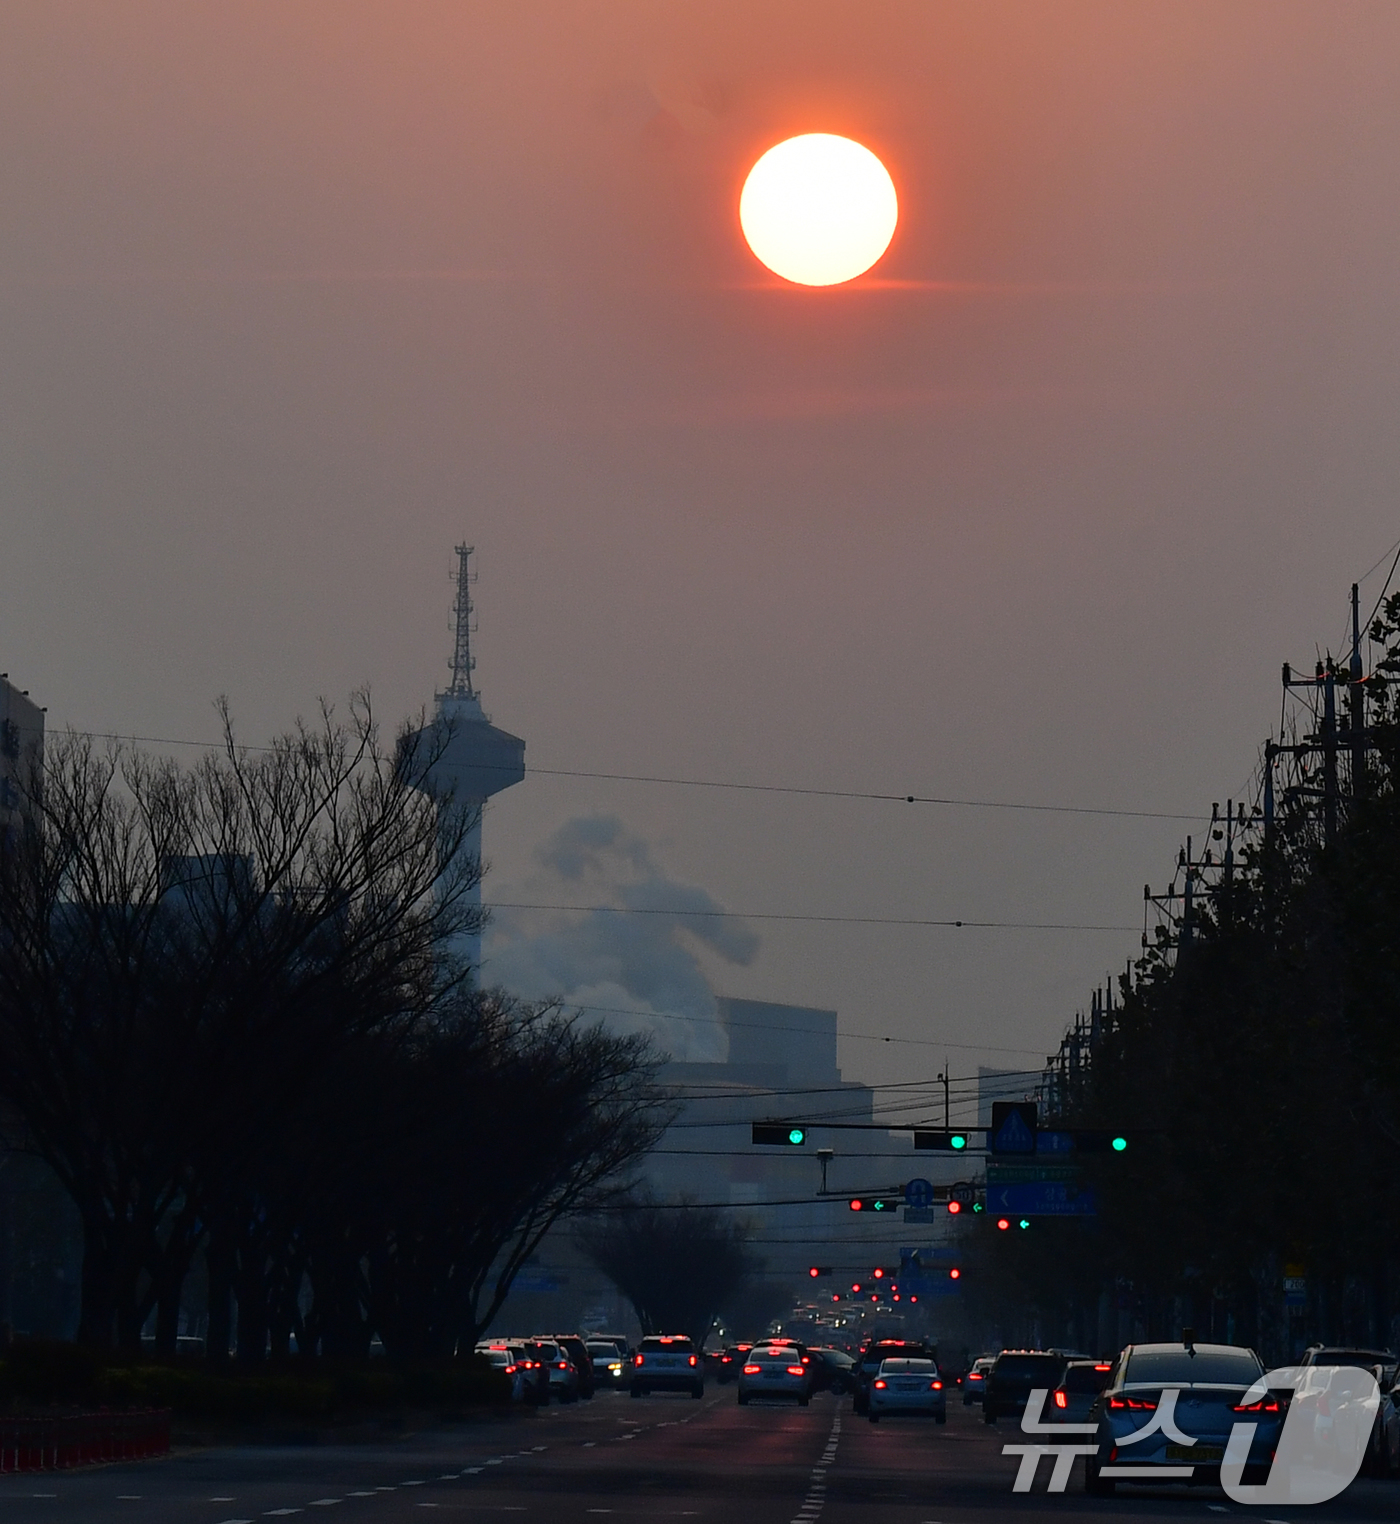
<box><xmin>1124</xmin><ymin>1342</ymin><xmax>1256</xmax><ymax>1357</ymax></box>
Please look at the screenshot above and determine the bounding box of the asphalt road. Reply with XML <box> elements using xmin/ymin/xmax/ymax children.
<box><xmin>0</xmin><ymin>1388</ymin><xmax>1394</xmax><ymax>1524</ymax></box>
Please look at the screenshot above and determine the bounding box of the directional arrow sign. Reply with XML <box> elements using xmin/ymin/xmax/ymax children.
<box><xmin>985</xmin><ymin>1182</ymin><xmax>1097</xmax><ymax>1217</ymax></box>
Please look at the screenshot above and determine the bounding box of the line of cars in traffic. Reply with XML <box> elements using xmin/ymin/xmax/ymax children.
<box><xmin>475</xmin><ymin>1333</ymin><xmax>635</xmax><ymax>1404</ymax></box>
<box><xmin>960</xmin><ymin>1338</ymin><xmax>1400</xmax><ymax>1488</ymax></box>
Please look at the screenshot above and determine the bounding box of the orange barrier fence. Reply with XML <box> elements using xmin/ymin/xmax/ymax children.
<box><xmin>0</xmin><ymin>1410</ymin><xmax>170</xmax><ymax>1471</ymax></box>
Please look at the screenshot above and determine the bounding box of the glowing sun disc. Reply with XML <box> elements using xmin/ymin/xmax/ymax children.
<box><xmin>740</xmin><ymin>134</ymin><xmax>897</xmax><ymax>287</ymax></box>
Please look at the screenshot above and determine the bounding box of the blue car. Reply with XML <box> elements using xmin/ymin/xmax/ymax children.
<box><xmin>1086</xmin><ymin>1341</ymin><xmax>1284</xmax><ymax>1495</ymax></box>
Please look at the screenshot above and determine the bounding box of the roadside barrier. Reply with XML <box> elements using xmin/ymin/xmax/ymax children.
<box><xmin>0</xmin><ymin>1409</ymin><xmax>170</xmax><ymax>1471</ymax></box>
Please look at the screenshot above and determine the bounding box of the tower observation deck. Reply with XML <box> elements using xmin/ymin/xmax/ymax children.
<box><xmin>407</xmin><ymin>545</ymin><xmax>524</xmax><ymax>977</ymax></box>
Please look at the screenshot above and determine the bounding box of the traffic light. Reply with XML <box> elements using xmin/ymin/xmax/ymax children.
<box><xmin>848</xmin><ymin>1196</ymin><xmax>900</xmax><ymax>1212</ymax></box>
<box><xmin>808</xmin><ymin>1266</ymin><xmax>832</xmax><ymax>1279</ymax></box>
<box><xmin>752</xmin><ymin>1123</ymin><xmax>807</xmax><ymax>1146</ymax></box>
<box><xmin>947</xmin><ymin>1200</ymin><xmax>962</xmax><ymax>1215</ymax></box>
<box><xmin>872</xmin><ymin>1267</ymin><xmax>884</xmax><ymax>1279</ymax></box>
<box><xmin>996</xmin><ymin>1216</ymin><xmax>1011</xmax><ymax>1231</ymax></box>
<box><xmin>949</xmin><ymin>1267</ymin><xmax>961</xmax><ymax>1280</ymax></box>
<box><xmin>913</xmin><ymin>1130</ymin><xmax>970</xmax><ymax>1151</ymax></box>
<box><xmin>851</xmin><ymin>1282</ymin><xmax>862</xmax><ymax>1293</ymax></box>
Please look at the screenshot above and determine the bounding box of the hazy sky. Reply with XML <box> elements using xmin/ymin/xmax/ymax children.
<box><xmin>4</xmin><ymin>2</ymin><xmax>1400</xmax><ymax>1106</ymax></box>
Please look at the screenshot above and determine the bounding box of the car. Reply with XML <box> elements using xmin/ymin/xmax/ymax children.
<box><xmin>1045</xmin><ymin>1359</ymin><xmax>1115</xmax><ymax>1424</ymax></box>
<box><xmin>853</xmin><ymin>1339</ymin><xmax>934</xmax><ymax>1416</ymax></box>
<box><xmin>809</xmin><ymin>1347</ymin><xmax>856</xmax><ymax>1395</ymax></box>
<box><xmin>715</xmin><ymin>1343</ymin><xmax>753</xmax><ymax>1384</ymax></box>
<box><xmin>475</xmin><ymin>1340</ymin><xmax>538</xmax><ymax>1403</ymax></box>
<box><xmin>738</xmin><ymin>1344</ymin><xmax>812</xmax><ymax>1406</ymax></box>
<box><xmin>963</xmin><ymin>1355</ymin><xmax>994</xmax><ymax>1406</ymax></box>
<box><xmin>982</xmin><ymin>1349</ymin><xmax>1067</xmax><ymax>1424</ymax></box>
<box><xmin>868</xmin><ymin>1356</ymin><xmax>946</xmax><ymax>1423</ymax></box>
<box><xmin>1298</xmin><ymin>1346</ymin><xmax>1399</xmax><ymax>1478</ymax></box>
<box><xmin>524</xmin><ymin>1339</ymin><xmax>580</xmax><ymax>1402</ymax></box>
<box><xmin>551</xmin><ymin>1334</ymin><xmax>597</xmax><ymax>1399</ymax></box>
<box><xmin>586</xmin><ymin>1338</ymin><xmax>629</xmax><ymax>1388</ymax></box>
<box><xmin>631</xmin><ymin>1334</ymin><xmax>704</xmax><ymax>1398</ymax></box>
<box><xmin>1085</xmin><ymin>1341</ymin><xmax>1284</xmax><ymax>1496</ymax></box>
<box><xmin>1371</xmin><ymin>1369</ymin><xmax>1400</xmax><ymax>1479</ymax></box>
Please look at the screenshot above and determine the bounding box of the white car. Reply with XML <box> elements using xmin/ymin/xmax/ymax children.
<box><xmin>631</xmin><ymin>1335</ymin><xmax>704</xmax><ymax>1397</ymax></box>
<box><xmin>587</xmin><ymin>1339</ymin><xmax>628</xmax><ymax>1387</ymax></box>
<box><xmin>738</xmin><ymin>1345</ymin><xmax>811</xmax><ymax>1406</ymax></box>
<box><xmin>868</xmin><ymin>1357</ymin><xmax>946</xmax><ymax>1423</ymax></box>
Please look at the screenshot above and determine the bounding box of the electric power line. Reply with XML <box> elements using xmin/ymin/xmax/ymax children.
<box><xmin>493</xmin><ymin>902</ymin><xmax>1136</xmax><ymax>933</ymax></box>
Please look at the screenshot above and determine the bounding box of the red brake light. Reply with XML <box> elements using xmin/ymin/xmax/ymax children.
<box><xmin>743</xmin><ymin>1364</ymin><xmax>762</xmax><ymax>1375</ymax></box>
<box><xmin>634</xmin><ymin>1355</ymin><xmax>644</xmax><ymax>1366</ymax></box>
<box><xmin>1112</xmin><ymin>1395</ymin><xmax>1157</xmax><ymax>1410</ymax></box>
<box><xmin>931</xmin><ymin>1380</ymin><xmax>943</xmax><ymax>1390</ymax></box>
<box><xmin>557</xmin><ymin>1361</ymin><xmax>569</xmax><ymax>1369</ymax></box>
<box><xmin>504</xmin><ymin>1364</ymin><xmax>516</xmax><ymax>1374</ymax></box>
<box><xmin>688</xmin><ymin>1355</ymin><xmax>698</xmax><ymax>1367</ymax></box>
<box><xmin>1094</xmin><ymin>1363</ymin><xmax>1112</xmax><ymax>1371</ymax></box>
<box><xmin>1234</xmin><ymin>1397</ymin><xmax>1281</xmax><ymax>1413</ymax></box>
<box><xmin>787</xmin><ymin>1365</ymin><xmax>805</xmax><ymax>1376</ymax></box>
<box><xmin>1053</xmin><ymin>1390</ymin><xmax>1068</xmax><ymax>1409</ymax></box>
<box><xmin>873</xmin><ymin>1379</ymin><xmax>887</xmax><ymax>1389</ymax></box>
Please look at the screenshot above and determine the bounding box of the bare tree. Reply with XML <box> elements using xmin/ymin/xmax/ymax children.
<box><xmin>579</xmin><ymin>1202</ymin><xmax>758</xmax><ymax>1348</ymax></box>
<box><xmin>0</xmin><ymin>698</ymin><xmax>479</xmax><ymax>1348</ymax></box>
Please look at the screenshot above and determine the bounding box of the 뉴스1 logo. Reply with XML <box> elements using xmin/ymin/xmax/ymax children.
<box><xmin>1002</xmin><ymin>1366</ymin><xmax>1381</xmax><ymax>1503</ymax></box>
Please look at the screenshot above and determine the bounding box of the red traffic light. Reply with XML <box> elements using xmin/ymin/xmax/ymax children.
<box><xmin>947</xmin><ymin>1200</ymin><xmax>962</xmax><ymax>1215</ymax></box>
<box><xmin>996</xmin><ymin>1217</ymin><xmax>1010</xmax><ymax>1230</ymax></box>
<box><xmin>949</xmin><ymin>1267</ymin><xmax>961</xmax><ymax>1280</ymax></box>
<box><xmin>849</xmin><ymin>1198</ymin><xmax>863</xmax><ymax>1211</ymax></box>
<box><xmin>873</xmin><ymin>1267</ymin><xmax>884</xmax><ymax>1279</ymax></box>
<box><xmin>851</xmin><ymin>1282</ymin><xmax>861</xmax><ymax>1293</ymax></box>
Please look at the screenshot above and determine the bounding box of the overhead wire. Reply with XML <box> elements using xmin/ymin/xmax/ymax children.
<box><xmin>62</xmin><ymin>728</ymin><xmax>1198</xmax><ymax>824</ymax></box>
<box><xmin>491</xmin><ymin>901</ymin><xmax>1136</xmax><ymax>933</ymax></box>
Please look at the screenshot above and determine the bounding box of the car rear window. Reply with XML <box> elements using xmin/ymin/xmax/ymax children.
<box><xmin>587</xmin><ymin>1343</ymin><xmax>621</xmax><ymax>1356</ymax></box>
<box><xmin>880</xmin><ymin>1358</ymin><xmax>935</xmax><ymax>1373</ymax></box>
<box><xmin>1125</xmin><ymin>1350</ymin><xmax>1263</xmax><ymax>1385</ymax></box>
<box><xmin>1310</xmin><ymin>1349</ymin><xmax>1394</xmax><ymax>1369</ymax></box>
<box><xmin>755</xmin><ymin>1347</ymin><xmax>797</xmax><ymax>1362</ymax></box>
<box><xmin>820</xmin><ymin>1350</ymin><xmax>854</xmax><ymax>1367</ymax></box>
<box><xmin>1063</xmin><ymin>1365</ymin><xmax>1112</xmax><ymax>1393</ymax></box>
<box><xmin>639</xmin><ymin>1336</ymin><xmax>694</xmax><ymax>1353</ymax></box>
<box><xmin>994</xmin><ymin>1354</ymin><xmax>1064</xmax><ymax>1381</ymax></box>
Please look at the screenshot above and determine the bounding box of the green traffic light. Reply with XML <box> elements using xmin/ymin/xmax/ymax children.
<box><xmin>1018</xmin><ymin>1218</ymin><xmax>1031</xmax><ymax>1230</ymax></box>
<box><xmin>788</xmin><ymin>1127</ymin><xmax>806</xmax><ymax>1145</ymax></box>
<box><xmin>1112</xmin><ymin>1135</ymin><xmax>1127</xmax><ymax>1152</ymax></box>
<box><xmin>951</xmin><ymin>1134</ymin><xmax>967</xmax><ymax>1150</ymax></box>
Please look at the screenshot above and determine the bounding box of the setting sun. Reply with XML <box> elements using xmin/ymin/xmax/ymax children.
<box><xmin>739</xmin><ymin>133</ymin><xmax>898</xmax><ymax>287</ymax></box>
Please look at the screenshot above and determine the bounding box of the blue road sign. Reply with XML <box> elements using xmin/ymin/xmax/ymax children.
<box><xmin>903</xmin><ymin>1177</ymin><xmax>934</xmax><ymax>1210</ymax></box>
<box><xmin>991</xmin><ymin>1104</ymin><xmax>1037</xmax><ymax>1154</ymax></box>
<box><xmin>986</xmin><ymin>1182</ymin><xmax>1097</xmax><ymax>1217</ymax></box>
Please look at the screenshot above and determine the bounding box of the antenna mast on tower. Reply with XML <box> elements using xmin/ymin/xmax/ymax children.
<box><xmin>449</xmin><ymin>543</ymin><xmax>477</xmax><ymax>697</ymax></box>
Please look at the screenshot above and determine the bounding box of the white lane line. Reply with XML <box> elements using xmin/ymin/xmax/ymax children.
<box><xmin>216</xmin><ymin>1518</ymin><xmax>254</xmax><ymax>1523</ymax></box>
<box><xmin>349</xmin><ymin>1491</ymin><xmax>377</xmax><ymax>1496</ymax></box>
<box><xmin>581</xmin><ymin>1442</ymin><xmax>596</xmax><ymax>1448</ymax></box>
<box><xmin>309</xmin><ymin>1502</ymin><xmax>341</xmax><ymax>1508</ymax></box>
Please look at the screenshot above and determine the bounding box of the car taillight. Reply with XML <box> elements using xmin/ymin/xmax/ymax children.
<box><xmin>743</xmin><ymin>1364</ymin><xmax>762</xmax><ymax>1375</ymax></box>
<box><xmin>635</xmin><ymin>1355</ymin><xmax>644</xmax><ymax>1366</ymax></box>
<box><xmin>1094</xmin><ymin>1363</ymin><xmax>1112</xmax><ymax>1372</ymax></box>
<box><xmin>1053</xmin><ymin>1391</ymin><xmax>1068</xmax><ymax>1409</ymax></box>
<box><xmin>1108</xmin><ymin>1395</ymin><xmax>1157</xmax><ymax>1410</ymax></box>
<box><xmin>721</xmin><ymin>1356</ymin><xmax>732</xmax><ymax>1363</ymax></box>
<box><xmin>688</xmin><ymin>1355</ymin><xmax>698</xmax><ymax>1367</ymax></box>
<box><xmin>558</xmin><ymin>1361</ymin><xmax>569</xmax><ymax>1369</ymax></box>
<box><xmin>873</xmin><ymin>1379</ymin><xmax>887</xmax><ymax>1390</ymax></box>
<box><xmin>931</xmin><ymin>1380</ymin><xmax>943</xmax><ymax>1390</ymax></box>
<box><xmin>1234</xmin><ymin>1397</ymin><xmax>1282</xmax><ymax>1412</ymax></box>
<box><xmin>787</xmin><ymin>1365</ymin><xmax>805</xmax><ymax>1376</ymax></box>
<box><xmin>504</xmin><ymin>1364</ymin><xmax>517</xmax><ymax>1374</ymax></box>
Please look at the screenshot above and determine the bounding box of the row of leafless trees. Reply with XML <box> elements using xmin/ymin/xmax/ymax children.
<box><xmin>0</xmin><ymin>700</ymin><xmax>667</xmax><ymax>1357</ymax></box>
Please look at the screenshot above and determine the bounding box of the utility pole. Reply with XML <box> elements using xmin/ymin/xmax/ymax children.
<box><xmin>936</xmin><ymin>1065</ymin><xmax>950</xmax><ymax>1130</ymax></box>
<box><xmin>1350</xmin><ymin>583</ymin><xmax>1367</xmax><ymax>798</ymax></box>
